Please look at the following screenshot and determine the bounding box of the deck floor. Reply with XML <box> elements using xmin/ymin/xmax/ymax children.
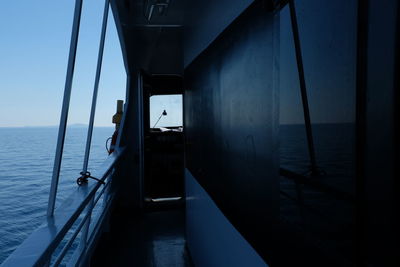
<box><xmin>91</xmin><ymin>207</ymin><xmax>193</xmax><ymax>267</ymax></box>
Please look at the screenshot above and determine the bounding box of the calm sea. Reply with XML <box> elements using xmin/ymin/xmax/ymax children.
<box><xmin>0</xmin><ymin>127</ymin><xmax>114</xmax><ymax>263</ymax></box>
<box><xmin>280</xmin><ymin>123</ymin><xmax>355</xmax><ymax>193</ymax></box>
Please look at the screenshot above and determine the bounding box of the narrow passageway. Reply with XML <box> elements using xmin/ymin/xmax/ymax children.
<box><xmin>92</xmin><ymin>206</ymin><xmax>193</xmax><ymax>267</ymax></box>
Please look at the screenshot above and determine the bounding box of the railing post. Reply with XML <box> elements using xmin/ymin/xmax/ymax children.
<box><xmin>82</xmin><ymin>0</ymin><xmax>110</xmax><ymax>174</ymax></box>
<box><xmin>80</xmin><ymin>196</ymin><xmax>95</xmax><ymax>251</ymax></box>
<box><xmin>79</xmin><ymin>0</ymin><xmax>110</xmax><ymax>257</ymax></box>
<box><xmin>103</xmin><ymin>169</ymin><xmax>114</xmax><ymax>207</ymax></box>
<box><xmin>47</xmin><ymin>0</ymin><xmax>83</xmax><ymax>217</ymax></box>
<box><xmin>288</xmin><ymin>0</ymin><xmax>319</xmax><ymax>176</ymax></box>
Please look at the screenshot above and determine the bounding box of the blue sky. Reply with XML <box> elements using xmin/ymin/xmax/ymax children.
<box><xmin>150</xmin><ymin>95</ymin><xmax>183</xmax><ymax>127</ymax></box>
<box><xmin>0</xmin><ymin>0</ymin><xmax>126</xmax><ymax>127</ymax></box>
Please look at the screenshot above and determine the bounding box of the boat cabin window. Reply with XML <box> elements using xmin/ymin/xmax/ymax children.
<box><xmin>150</xmin><ymin>94</ymin><xmax>183</xmax><ymax>130</ymax></box>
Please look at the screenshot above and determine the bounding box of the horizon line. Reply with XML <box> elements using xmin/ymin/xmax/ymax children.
<box><xmin>0</xmin><ymin>124</ymin><xmax>114</xmax><ymax>128</ymax></box>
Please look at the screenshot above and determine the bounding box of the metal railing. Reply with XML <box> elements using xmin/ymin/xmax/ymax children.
<box><xmin>2</xmin><ymin>0</ymin><xmax>125</xmax><ymax>266</ymax></box>
<box><xmin>1</xmin><ymin>151</ymin><xmax>123</xmax><ymax>267</ymax></box>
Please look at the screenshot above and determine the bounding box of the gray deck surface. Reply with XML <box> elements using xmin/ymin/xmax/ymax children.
<box><xmin>91</xmin><ymin>208</ymin><xmax>193</xmax><ymax>267</ymax></box>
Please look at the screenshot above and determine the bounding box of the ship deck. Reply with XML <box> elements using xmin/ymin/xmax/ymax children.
<box><xmin>91</xmin><ymin>204</ymin><xmax>193</xmax><ymax>267</ymax></box>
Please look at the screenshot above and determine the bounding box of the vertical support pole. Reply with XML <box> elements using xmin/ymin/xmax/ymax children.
<box><xmin>103</xmin><ymin>170</ymin><xmax>113</xmax><ymax>207</ymax></box>
<box><xmin>82</xmin><ymin>0</ymin><xmax>110</xmax><ymax>174</ymax></box>
<box><xmin>80</xmin><ymin>197</ymin><xmax>95</xmax><ymax>251</ymax></box>
<box><xmin>355</xmin><ymin>0</ymin><xmax>368</xmax><ymax>265</ymax></box>
<box><xmin>288</xmin><ymin>0</ymin><xmax>318</xmax><ymax>175</ymax></box>
<box><xmin>394</xmin><ymin>3</ymin><xmax>400</xmax><ymax>267</ymax></box>
<box><xmin>47</xmin><ymin>0</ymin><xmax>83</xmax><ymax>217</ymax></box>
<box><xmin>138</xmin><ymin>73</ymin><xmax>145</xmax><ymax>208</ymax></box>
<box><xmin>79</xmin><ymin>0</ymin><xmax>110</xmax><ymax>254</ymax></box>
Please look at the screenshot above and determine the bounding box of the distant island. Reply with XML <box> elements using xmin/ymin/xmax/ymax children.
<box><xmin>20</xmin><ymin>123</ymin><xmax>88</xmax><ymax>128</ymax></box>
<box><xmin>67</xmin><ymin>123</ymin><xmax>88</xmax><ymax>128</ymax></box>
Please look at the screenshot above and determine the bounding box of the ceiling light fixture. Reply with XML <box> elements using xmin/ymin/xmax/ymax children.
<box><xmin>144</xmin><ymin>0</ymin><xmax>170</xmax><ymax>21</ymax></box>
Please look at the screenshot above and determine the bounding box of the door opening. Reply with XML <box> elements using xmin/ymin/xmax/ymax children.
<box><xmin>142</xmin><ymin>74</ymin><xmax>184</xmax><ymax>203</ymax></box>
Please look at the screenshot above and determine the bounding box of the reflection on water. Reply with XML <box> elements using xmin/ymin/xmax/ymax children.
<box><xmin>280</xmin><ymin>123</ymin><xmax>355</xmax><ymax>193</ymax></box>
<box><xmin>280</xmin><ymin>123</ymin><xmax>355</xmax><ymax>264</ymax></box>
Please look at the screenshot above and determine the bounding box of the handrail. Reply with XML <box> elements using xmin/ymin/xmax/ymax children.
<box><xmin>1</xmin><ymin>150</ymin><xmax>124</xmax><ymax>267</ymax></box>
<box><xmin>53</xmin><ymin>178</ymin><xmax>112</xmax><ymax>266</ymax></box>
<box><xmin>280</xmin><ymin>167</ymin><xmax>355</xmax><ymax>203</ymax></box>
<box><xmin>2</xmin><ymin>0</ymin><xmax>124</xmax><ymax>265</ymax></box>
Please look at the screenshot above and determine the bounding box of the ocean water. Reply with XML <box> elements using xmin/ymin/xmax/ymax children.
<box><xmin>280</xmin><ymin>123</ymin><xmax>355</xmax><ymax>193</ymax></box>
<box><xmin>0</xmin><ymin>127</ymin><xmax>114</xmax><ymax>264</ymax></box>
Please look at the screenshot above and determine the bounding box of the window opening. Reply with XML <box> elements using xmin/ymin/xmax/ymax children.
<box><xmin>150</xmin><ymin>94</ymin><xmax>183</xmax><ymax>131</ymax></box>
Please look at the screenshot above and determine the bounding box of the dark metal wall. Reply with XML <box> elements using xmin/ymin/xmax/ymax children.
<box><xmin>113</xmin><ymin>73</ymin><xmax>145</xmax><ymax>208</ymax></box>
<box><xmin>110</xmin><ymin>0</ymin><xmax>399</xmax><ymax>265</ymax></box>
<box><xmin>184</xmin><ymin>0</ymin><xmax>279</xmax><ymax>67</ymax></box>
<box><xmin>183</xmin><ymin>0</ymin><xmax>254</xmax><ymax>67</ymax></box>
<box><xmin>362</xmin><ymin>0</ymin><xmax>399</xmax><ymax>266</ymax></box>
<box><xmin>184</xmin><ymin>0</ymin><xmax>364</xmax><ymax>265</ymax></box>
<box><xmin>184</xmin><ymin>1</ymin><xmax>280</xmax><ymax>262</ymax></box>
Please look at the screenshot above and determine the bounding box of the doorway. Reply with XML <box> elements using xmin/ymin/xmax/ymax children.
<box><xmin>142</xmin><ymin>74</ymin><xmax>184</xmax><ymax>202</ymax></box>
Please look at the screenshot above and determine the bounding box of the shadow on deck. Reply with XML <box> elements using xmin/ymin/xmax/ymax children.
<box><xmin>91</xmin><ymin>204</ymin><xmax>193</xmax><ymax>267</ymax></box>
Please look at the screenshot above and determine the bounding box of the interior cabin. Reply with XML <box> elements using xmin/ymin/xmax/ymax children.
<box><xmin>2</xmin><ymin>0</ymin><xmax>399</xmax><ymax>266</ymax></box>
